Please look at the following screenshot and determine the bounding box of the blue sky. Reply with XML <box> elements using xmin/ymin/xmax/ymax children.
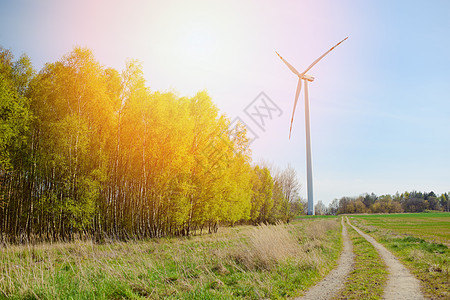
<box><xmin>1</xmin><ymin>0</ymin><xmax>449</xmax><ymax>205</ymax></box>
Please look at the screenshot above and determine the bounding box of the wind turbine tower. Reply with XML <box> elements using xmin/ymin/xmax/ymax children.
<box><xmin>276</xmin><ymin>37</ymin><xmax>348</xmax><ymax>215</ymax></box>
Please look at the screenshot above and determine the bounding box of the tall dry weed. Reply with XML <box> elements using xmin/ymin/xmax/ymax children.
<box><xmin>229</xmin><ymin>223</ymin><xmax>300</xmax><ymax>270</ymax></box>
<box><xmin>228</xmin><ymin>221</ymin><xmax>337</xmax><ymax>271</ymax></box>
<box><xmin>305</xmin><ymin>219</ymin><xmax>339</xmax><ymax>241</ymax></box>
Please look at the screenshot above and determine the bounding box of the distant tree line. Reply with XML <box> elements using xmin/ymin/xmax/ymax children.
<box><xmin>0</xmin><ymin>46</ymin><xmax>304</xmax><ymax>244</ymax></box>
<box><xmin>315</xmin><ymin>191</ymin><xmax>449</xmax><ymax>215</ymax></box>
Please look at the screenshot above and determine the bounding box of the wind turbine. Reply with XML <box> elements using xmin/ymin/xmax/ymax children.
<box><xmin>276</xmin><ymin>37</ymin><xmax>348</xmax><ymax>215</ymax></box>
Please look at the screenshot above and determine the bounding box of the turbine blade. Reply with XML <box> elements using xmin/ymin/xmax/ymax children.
<box><xmin>276</xmin><ymin>51</ymin><xmax>300</xmax><ymax>76</ymax></box>
<box><xmin>289</xmin><ymin>78</ymin><xmax>303</xmax><ymax>139</ymax></box>
<box><xmin>301</xmin><ymin>37</ymin><xmax>348</xmax><ymax>76</ymax></box>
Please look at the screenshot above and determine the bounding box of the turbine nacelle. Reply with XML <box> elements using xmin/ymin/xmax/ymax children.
<box><xmin>301</xmin><ymin>74</ymin><xmax>315</xmax><ymax>82</ymax></box>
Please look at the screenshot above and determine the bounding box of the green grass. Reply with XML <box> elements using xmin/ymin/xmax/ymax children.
<box><xmin>350</xmin><ymin>213</ymin><xmax>449</xmax><ymax>299</ymax></box>
<box><xmin>334</xmin><ymin>224</ymin><xmax>388</xmax><ymax>300</ymax></box>
<box><xmin>351</xmin><ymin>212</ymin><xmax>450</xmax><ymax>244</ymax></box>
<box><xmin>0</xmin><ymin>219</ymin><xmax>342</xmax><ymax>299</ymax></box>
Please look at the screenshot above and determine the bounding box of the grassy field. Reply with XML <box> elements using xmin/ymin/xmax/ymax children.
<box><xmin>350</xmin><ymin>212</ymin><xmax>449</xmax><ymax>299</ymax></box>
<box><xmin>349</xmin><ymin>212</ymin><xmax>450</xmax><ymax>244</ymax></box>
<box><xmin>0</xmin><ymin>219</ymin><xmax>341</xmax><ymax>299</ymax></box>
<box><xmin>334</xmin><ymin>223</ymin><xmax>387</xmax><ymax>300</ymax></box>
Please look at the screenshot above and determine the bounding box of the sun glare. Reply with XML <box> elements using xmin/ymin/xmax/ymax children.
<box><xmin>144</xmin><ymin>1</ymin><xmax>247</xmax><ymax>95</ymax></box>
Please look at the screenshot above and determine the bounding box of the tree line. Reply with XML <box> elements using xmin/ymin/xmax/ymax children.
<box><xmin>0</xmin><ymin>46</ymin><xmax>304</xmax><ymax>244</ymax></box>
<box><xmin>315</xmin><ymin>191</ymin><xmax>449</xmax><ymax>215</ymax></box>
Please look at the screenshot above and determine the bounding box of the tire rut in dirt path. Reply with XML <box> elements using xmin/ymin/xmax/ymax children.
<box><xmin>296</xmin><ymin>217</ymin><xmax>354</xmax><ymax>300</ymax></box>
<box><xmin>346</xmin><ymin>217</ymin><xmax>426</xmax><ymax>300</ymax></box>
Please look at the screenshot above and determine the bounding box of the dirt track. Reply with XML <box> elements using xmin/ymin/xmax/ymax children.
<box><xmin>296</xmin><ymin>217</ymin><xmax>426</xmax><ymax>300</ymax></box>
<box><xmin>296</xmin><ymin>218</ymin><xmax>354</xmax><ymax>300</ymax></box>
<box><xmin>346</xmin><ymin>217</ymin><xmax>425</xmax><ymax>300</ymax></box>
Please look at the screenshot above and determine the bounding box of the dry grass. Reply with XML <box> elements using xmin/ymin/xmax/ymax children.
<box><xmin>230</xmin><ymin>223</ymin><xmax>303</xmax><ymax>270</ymax></box>
<box><xmin>0</xmin><ymin>218</ymin><xmax>342</xmax><ymax>299</ymax></box>
<box><xmin>229</xmin><ymin>219</ymin><xmax>340</xmax><ymax>273</ymax></box>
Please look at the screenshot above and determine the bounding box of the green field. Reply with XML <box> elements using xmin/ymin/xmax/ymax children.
<box><xmin>350</xmin><ymin>212</ymin><xmax>449</xmax><ymax>299</ymax></box>
<box><xmin>0</xmin><ymin>219</ymin><xmax>341</xmax><ymax>299</ymax></box>
<box><xmin>350</xmin><ymin>212</ymin><xmax>450</xmax><ymax>245</ymax></box>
